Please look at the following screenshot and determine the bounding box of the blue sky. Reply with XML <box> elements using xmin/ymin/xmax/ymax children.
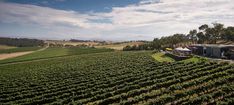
<box><xmin>6</xmin><ymin>0</ymin><xmax>141</xmax><ymax>12</ymax></box>
<box><xmin>0</xmin><ymin>0</ymin><xmax>234</xmax><ymax>41</ymax></box>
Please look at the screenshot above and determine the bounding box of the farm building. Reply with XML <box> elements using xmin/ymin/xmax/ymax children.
<box><xmin>190</xmin><ymin>44</ymin><xmax>234</xmax><ymax>59</ymax></box>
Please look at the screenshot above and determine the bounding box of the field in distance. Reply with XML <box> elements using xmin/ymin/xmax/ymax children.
<box><xmin>45</xmin><ymin>40</ymin><xmax>100</xmax><ymax>46</ymax></box>
<box><xmin>45</xmin><ymin>40</ymin><xmax>145</xmax><ymax>50</ymax></box>
<box><xmin>0</xmin><ymin>47</ymin><xmax>113</xmax><ymax>64</ymax></box>
<box><xmin>0</xmin><ymin>47</ymin><xmax>41</xmax><ymax>54</ymax></box>
<box><xmin>0</xmin><ymin>50</ymin><xmax>234</xmax><ymax>105</ymax></box>
<box><xmin>95</xmin><ymin>42</ymin><xmax>144</xmax><ymax>50</ymax></box>
<box><xmin>0</xmin><ymin>46</ymin><xmax>44</xmax><ymax>60</ymax></box>
<box><xmin>0</xmin><ymin>45</ymin><xmax>16</xmax><ymax>50</ymax></box>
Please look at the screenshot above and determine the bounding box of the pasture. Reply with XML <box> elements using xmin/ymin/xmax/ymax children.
<box><xmin>0</xmin><ymin>45</ymin><xmax>16</xmax><ymax>50</ymax></box>
<box><xmin>0</xmin><ymin>47</ymin><xmax>41</xmax><ymax>54</ymax></box>
<box><xmin>45</xmin><ymin>40</ymin><xmax>100</xmax><ymax>46</ymax></box>
<box><xmin>0</xmin><ymin>47</ymin><xmax>43</xmax><ymax>60</ymax></box>
<box><xmin>95</xmin><ymin>42</ymin><xmax>144</xmax><ymax>50</ymax></box>
<box><xmin>0</xmin><ymin>47</ymin><xmax>113</xmax><ymax>64</ymax></box>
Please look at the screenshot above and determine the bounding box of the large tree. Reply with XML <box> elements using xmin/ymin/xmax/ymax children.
<box><xmin>197</xmin><ymin>23</ymin><xmax>224</xmax><ymax>44</ymax></box>
<box><xmin>196</xmin><ymin>32</ymin><xmax>205</xmax><ymax>44</ymax></box>
<box><xmin>188</xmin><ymin>29</ymin><xmax>197</xmax><ymax>44</ymax></box>
<box><xmin>199</xmin><ymin>24</ymin><xmax>209</xmax><ymax>30</ymax></box>
<box><xmin>198</xmin><ymin>24</ymin><xmax>210</xmax><ymax>43</ymax></box>
<box><xmin>151</xmin><ymin>38</ymin><xmax>161</xmax><ymax>49</ymax></box>
<box><xmin>205</xmin><ymin>27</ymin><xmax>215</xmax><ymax>44</ymax></box>
<box><xmin>212</xmin><ymin>23</ymin><xmax>224</xmax><ymax>43</ymax></box>
<box><xmin>222</xmin><ymin>26</ymin><xmax>234</xmax><ymax>41</ymax></box>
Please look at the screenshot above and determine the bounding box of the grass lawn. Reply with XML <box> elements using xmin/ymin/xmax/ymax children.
<box><xmin>95</xmin><ymin>42</ymin><xmax>144</xmax><ymax>50</ymax></box>
<box><xmin>181</xmin><ymin>56</ymin><xmax>208</xmax><ymax>63</ymax></box>
<box><xmin>0</xmin><ymin>47</ymin><xmax>113</xmax><ymax>64</ymax></box>
<box><xmin>152</xmin><ymin>52</ymin><xmax>175</xmax><ymax>62</ymax></box>
<box><xmin>95</xmin><ymin>44</ymin><xmax>125</xmax><ymax>50</ymax></box>
<box><xmin>0</xmin><ymin>45</ymin><xmax>16</xmax><ymax>50</ymax></box>
<box><xmin>152</xmin><ymin>52</ymin><xmax>207</xmax><ymax>63</ymax></box>
<box><xmin>0</xmin><ymin>47</ymin><xmax>41</xmax><ymax>54</ymax></box>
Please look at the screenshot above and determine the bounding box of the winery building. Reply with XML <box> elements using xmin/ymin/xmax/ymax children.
<box><xmin>189</xmin><ymin>44</ymin><xmax>234</xmax><ymax>59</ymax></box>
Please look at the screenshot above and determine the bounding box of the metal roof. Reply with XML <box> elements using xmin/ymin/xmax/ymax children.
<box><xmin>192</xmin><ymin>44</ymin><xmax>234</xmax><ymax>48</ymax></box>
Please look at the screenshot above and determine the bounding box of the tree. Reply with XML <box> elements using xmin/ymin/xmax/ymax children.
<box><xmin>151</xmin><ymin>38</ymin><xmax>161</xmax><ymax>49</ymax></box>
<box><xmin>212</xmin><ymin>23</ymin><xmax>224</xmax><ymax>43</ymax></box>
<box><xmin>197</xmin><ymin>23</ymin><xmax>225</xmax><ymax>44</ymax></box>
<box><xmin>188</xmin><ymin>29</ymin><xmax>197</xmax><ymax>43</ymax></box>
<box><xmin>198</xmin><ymin>24</ymin><xmax>210</xmax><ymax>43</ymax></box>
<box><xmin>199</xmin><ymin>24</ymin><xmax>209</xmax><ymax>30</ymax></box>
<box><xmin>123</xmin><ymin>45</ymin><xmax>132</xmax><ymax>51</ymax></box>
<box><xmin>205</xmin><ymin>27</ymin><xmax>215</xmax><ymax>44</ymax></box>
<box><xmin>122</xmin><ymin>23</ymin><xmax>233</xmax><ymax>51</ymax></box>
<box><xmin>0</xmin><ymin>37</ymin><xmax>44</xmax><ymax>47</ymax></box>
<box><xmin>196</xmin><ymin>32</ymin><xmax>205</xmax><ymax>44</ymax></box>
<box><xmin>222</xmin><ymin>26</ymin><xmax>234</xmax><ymax>41</ymax></box>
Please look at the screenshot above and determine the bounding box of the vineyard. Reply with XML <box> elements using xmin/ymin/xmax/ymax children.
<box><xmin>0</xmin><ymin>51</ymin><xmax>234</xmax><ymax>105</ymax></box>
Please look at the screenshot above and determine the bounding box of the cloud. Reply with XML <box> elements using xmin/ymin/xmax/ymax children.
<box><xmin>0</xmin><ymin>2</ymin><xmax>102</xmax><ymax>28</ymax></box>
<box><xmin>107</xmin><ymin>0</ymin><xmax>234</xmax><ymax>26</ymax></box>
<box><xmin>0</xmin><ymin>0</ymin><xmax>234</xmax><ymax>41</ymax></box>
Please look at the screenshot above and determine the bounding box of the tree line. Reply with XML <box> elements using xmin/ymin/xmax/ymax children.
<box><xmin>0</xmin><ymin>37</ymin><xmax>45</xmax><ymax>47</ymax></box>
<box><xmin>123</xmin><ymin>23</ymin><xmax>234</xmax><ymax>51</ymax></box>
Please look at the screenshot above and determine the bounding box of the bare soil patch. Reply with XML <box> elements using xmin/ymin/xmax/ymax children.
<box><xmin>0</xmin><ymin>46</ymin><xmax>48</xmax><ymax>60</ymax></box>
<box><xmin>0</xmin><ymin>51</ymin><xmax>33</xmax><ymax>60</ymax></box>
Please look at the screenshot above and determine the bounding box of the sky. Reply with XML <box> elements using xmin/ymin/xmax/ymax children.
<box><xmin>0</xmin><ymin>0</ymin><xmax>234</xmax><ymax>41</ymax></box>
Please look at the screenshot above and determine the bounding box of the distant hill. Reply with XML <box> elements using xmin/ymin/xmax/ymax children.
<box><xmin>0</xmin><ymin>37</ymin><xmax>44</xmax><ymax>47</ymax></box>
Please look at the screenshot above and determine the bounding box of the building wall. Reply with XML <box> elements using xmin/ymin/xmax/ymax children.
<box><xmin>197</xmin><ymin>46</ymin><xmax>203</xmax><ymax>55</ymax></box>
<box><xmin>212</xmin><ymin>47</ymin><xmax>221</xmax><ymax>58</ymax></box>
<box><xmin>206</xmin><ymin>47</ymin><xmax>212</xmax><ymax>57</ymax></box>
<box><xmin>205</xmin><ymin>47</ymin><xmax>221</xmax><ymax>58</ymax></box>
<box><xmin>193</xmin><ymin>45</ymin><xmax>234</xmax><ymax>59</ymax></box>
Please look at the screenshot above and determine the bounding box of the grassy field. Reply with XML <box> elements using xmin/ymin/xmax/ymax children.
<box><xmin>181</xmin><ymin>56</ymin><xmax>208</xmax><ymax>63</ymax></box>
<box><xmin>0</xmin><ymin>51</ymin><xmax>234</xmax><ymax>104</ymax></box>
<box><xmin>0</xmin><ymin>45</ymin><xmax>16</xmax><ymax>50</ymax></box>
<box><xmin>95</xmin><ymin>42</ymin><xmax>144</xmax><ymax>50</ymax></box>
<box><xmin>95</xmin><ymin>44</ymin><xmax>126</xmax><ymax>50</ymax></box>
<box><xmin>0</xmin><ymin>47</ymin><xmax>41</xmax><ymax>54</ymax></box>
<box><xmin>45</xmin><ymin>40</ymin><xmax>100</xmax><ymax>46</ymax></box>
<box><xmin>152</xmin><ymin>52</ymin><xmax>208</xmax><ymax>63</ymax></box>
<box><xmin>0</xmin><ymin>47</ymin><xmax>113</xmax><ymax>64</ymax></box>
<box><xmin>45</xmin><ymin>40</ymin><xmax>144</xmax><ymax>50</ymax></box>
<box><xmin>152</xmin><ymin>52</ymin><xmax>175</xmax><ymax>62</ymax></box>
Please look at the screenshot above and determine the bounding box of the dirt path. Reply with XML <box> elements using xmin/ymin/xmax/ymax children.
<box><xmin>0</xmin><ymin>46</ymin><xmax>48</xmax><ymax>60</ymax></box>
<box><xmin>0</xmin><ymin>51</ymin><xmax>34</xmax><ymax>60</ymax></box>
<box><xmin>0</xmin><ymin>51</ymin><xmax>112</xmax><ymax>66</ymax></box>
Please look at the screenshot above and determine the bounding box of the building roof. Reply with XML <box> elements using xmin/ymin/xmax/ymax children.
<box><xmin>175</xmin><ymin>47</ymin><xmax>191</xmax><ymax>52</ymax></box>
<box><xmin>192</xmin><ymin>44</ymin><xmax>234</xmax><ymax>48</ymax></box>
